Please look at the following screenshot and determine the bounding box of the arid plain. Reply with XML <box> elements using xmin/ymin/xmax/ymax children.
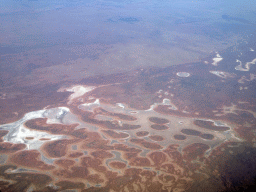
<box><xmin>1</xmin><ymin>0</ymin><xmax>256</xmax><ymax>191</ymax></box>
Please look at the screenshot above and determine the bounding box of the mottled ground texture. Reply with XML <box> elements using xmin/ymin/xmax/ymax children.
<box><xmin>1</xmin><ymin>0</ymin><xmax>256</xmax><ymax>191</ymax></box>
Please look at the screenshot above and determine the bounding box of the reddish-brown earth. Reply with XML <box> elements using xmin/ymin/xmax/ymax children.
<box><xmin>200</xmin><ymin>133</ymin><xmax>214</xmax><ymax>140</ymax></box>
<box><xmin>129</xmin><ymin>157</ymin><xmax>151</xmax><ymax>167</ymax></box>
<box><xmin>149</xmin><ymin>135</ymin><xmax>165</xmax><ymax>141</ymax></box>
<box><xmin>68</xmin><ymin>152</ymin><xmax>84</xmax><ymax>158</ymax></box>
<box><xmin>42</xmin><ymin>139</ymin><xmax>76</xmax><ymax>158</ymax></box>
<box><xmin>174</xmin><ymin>134</ymin><xmax>187</xmax><ymax>140</ymax></box>
<box><xmin>183</xmin><ymin>143</ymin><xmax>210</xmax><ymax>162</ymax></box>
<box><xmin>150</xmin><ymin>124</ymin><xmax>169</xmax><ymax>130</ymax></box>
<box><xmin>102</xmin><ymin>130</ymin><xmax>129</xmax><ymax>139</ymax></box>
<box><xmin>55</xmin><ymin>159</ymin><xmax>76</xmax><ymax>168</ymax></box>
<box><xmin>130</xmin><ymin>138</ymin><xmax>163</xmax><ymax>150</ymax></box>
<box><xmin>0</xmin><ymin>130</ymin><xmax>9</xmax><ymax>142</ymax></box>
<box><xmin>9</xmin><ymin>150</ymin><xmax>55</xmax><ymax>170</ymax></box>
<box><xmin>0</xmin><ymin>36</ymin><xmax>256</xmax><ymax>191</ymax></box>
<box><xmin>180</xmin><ymin>129</ymin><xmax>215</xmax><ymax>140</ymax></box>
<box><xmin>136</xmin><ymin>131</ymin><xmax>149</xmax><ymax>137</ymax></box>
<box><xmin>0</xmin><ymin>142</ymin><xmax>26</xmax><ymax>154</ymax></box>
<box><xmin>109</xmin><ymin>161</ymin><xmax>126</xmax><ymax>169</ymax></box>
<box><xmin>91</xmin><ymin>150</ymin><xmax>113</xmax><ymax>159</ymax></box>
<box><xmin>194</xmin><ymin>120</ymin><xmax>230</xmax><ymax>131</ymax></box>
<box><xmin>181</xmin><ymin>129</ymin><xmax>201</xmax><ymax>136</ymax></box>
<box><xmin>149</xmin><ymin>117</ymin><xmax>169</xmax><ymax>124</ymax></box>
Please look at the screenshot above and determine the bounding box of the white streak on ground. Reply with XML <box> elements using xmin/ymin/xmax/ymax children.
<box><xmin>146</xmin><ymin>98</ymin><xmax>177</xmax><ymax>111</ymax></box>
<box><xmin>235</xmin><ymin>58</ymin><xmax>256</xmax><ymax>71</ymax></box>
<box><xmin>212</xmin><ymin>53</ymin><xmax>223</xmax><ymax>66</ymax></box>
<box><xmin>59</xmin><ymin>85</ymin><xmax>96</xmax><ymax>104</ymax></box>
<box><xmin>80</xmin><ymin>98</ymin><xmax>100</xmax><ymax>112</ymax></box>
<box><xmin>209</xmin><ymin>71</ymin><xmax>236</xmax><ymax>78</ymax></box>
<box><xmin>116</xmin><ymin>103</ymin><xmax>125</xmax><ymax>109</ymax></box>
